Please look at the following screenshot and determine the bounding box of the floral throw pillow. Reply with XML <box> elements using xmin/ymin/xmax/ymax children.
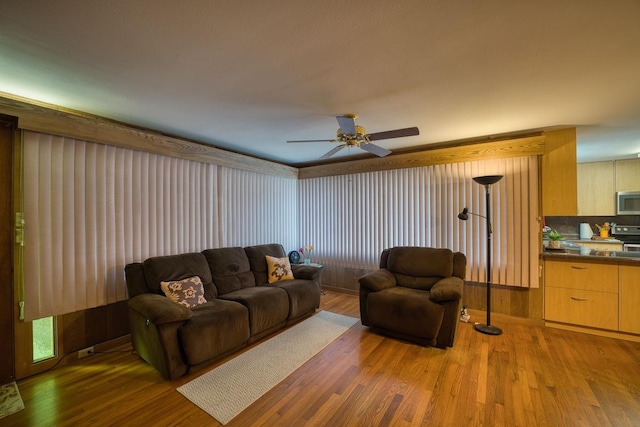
<box><xmin>266</xmin><ymin>255</ymin><xmax>295</xmax><ymax>284</ymax></box>
<box><xmin>160</xmin><ymin>276</ymin><xmax>207</xmax><ymax>308</ymax></box>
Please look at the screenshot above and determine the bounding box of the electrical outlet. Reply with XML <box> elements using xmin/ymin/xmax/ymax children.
<box><xmin>78</xmin><ymin>346</ymin><xmax>94</xmax><ymax>358</ymax></box>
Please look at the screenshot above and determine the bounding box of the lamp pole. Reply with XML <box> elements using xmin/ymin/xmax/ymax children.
<box><xmin>472</xmin><ymin>175</ymin><xmax>503</xmax><ymax>336</ymax></box>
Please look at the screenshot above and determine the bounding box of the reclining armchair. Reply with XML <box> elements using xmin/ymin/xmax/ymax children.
<box><xmin>359</xmin><ymin>247</ymin><xmax>466</xmax><ymax>348</ymax></box>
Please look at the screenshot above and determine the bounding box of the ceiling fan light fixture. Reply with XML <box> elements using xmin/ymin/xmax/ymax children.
<box><xmin>337</xmin><ymin>125</ymin><xmax>367</xmax><ymax>146</ymax></box>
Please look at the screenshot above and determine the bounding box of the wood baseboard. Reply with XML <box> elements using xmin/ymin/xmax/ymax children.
<box><xmin>544</xmin><ymin>321</ymin><xmax>640</xmax><ymax>343</ymax></box>
<box><xmin>322</xmin><ymin>286</ymin><xmax>358</xmax><ymax>296</ymax></box>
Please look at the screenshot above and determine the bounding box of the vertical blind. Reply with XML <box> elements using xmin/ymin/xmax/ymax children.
<box><xmin>21</xmin><ymin>131</ymin><xmax>297</xmax><ymax>320</ymax></box>
<box><xmin>21</xmin><ymin>129</ymin><xmax>538</xmax><ymax>320</ymax></box>
<box><xmin>217</xmin><ymin>166</ymin><xmax>297</xmax><ymax>250</ymax></box>
<box><xmin>297</xmin><ymin>156</ymin><xmax>539</xmax><ymax>288</ymax></box>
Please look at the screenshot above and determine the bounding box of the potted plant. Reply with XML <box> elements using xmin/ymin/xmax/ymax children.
<box><xmin>548</xmin><ymin>230</ymin><xmax>564</xmax><ymax>249</ymax></box>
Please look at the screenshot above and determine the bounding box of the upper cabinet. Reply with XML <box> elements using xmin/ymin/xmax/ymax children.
<box><xmin>577</xmin><ymin>161</ymin><xmax>615</xmax><ymax>215</ymax></box>
<box><xmin>577</xmin><ymin>158</ymin><xmax>640</xmax><ymax>215</ymax></box>
<box><xmin>615</xmin><ymin>159</ymin><xmax>640</xmax><ymax>192</ymax></box>
<box><xmin>542</xmin><ymin>129</ymin><xmax>578</xmax><ymax>216</ymax></box>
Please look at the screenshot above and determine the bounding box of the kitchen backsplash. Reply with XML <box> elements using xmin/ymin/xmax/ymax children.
<box><xmin>545</xmin><ymin>215</ymin><xmax>640</xmax><ymax>239</ymax></box>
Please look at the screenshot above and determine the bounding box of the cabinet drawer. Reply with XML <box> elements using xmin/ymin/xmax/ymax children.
<box><xmin>545</xmin><ymin>287</ymin><xmax>618</xmax><ymax>330</ymax></box>
<box><xmin>545</xmin><ymin>260</ymin><xmax>618</xmax><ymax>292</ymax></box>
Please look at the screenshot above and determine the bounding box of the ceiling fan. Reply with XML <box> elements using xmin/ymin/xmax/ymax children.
<box><xmin>287</xmin><ymin>114</ymin><xmax>419</xmax><ymax>159</ymax></box>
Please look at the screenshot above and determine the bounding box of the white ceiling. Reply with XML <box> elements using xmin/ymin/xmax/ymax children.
<box><xmin>1</xmin><ymin>0</ymin><xmax>640</xmax><ymax>165</ymax></box>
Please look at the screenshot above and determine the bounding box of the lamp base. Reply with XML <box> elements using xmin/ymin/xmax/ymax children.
<box><xmin>474</xmin><ymin>324</ymin><xmax>502</xmax><ymax>335</ymax></box>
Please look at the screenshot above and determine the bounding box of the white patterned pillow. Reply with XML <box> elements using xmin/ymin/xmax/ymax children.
<box><xmin>160</xmin><ymin>276</ymin><xmax>207</xmax><ymax>308</ymax></box>
<box><xmin>266</xmin><ymin>255</ymin><xmax>294</xmax><ymax>284</ymax></box>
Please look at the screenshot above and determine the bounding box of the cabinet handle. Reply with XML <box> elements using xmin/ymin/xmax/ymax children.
<box><xmin>570</xmin><ymin>296</ymin><xmax>589</xmax><ymax>302</ymax></box>
<box><xmin>570</xmin><ymin>266</ymin><xmax>588</xmax><ymax>270</ymax></box>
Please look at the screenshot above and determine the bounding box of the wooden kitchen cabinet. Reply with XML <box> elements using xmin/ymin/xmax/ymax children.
<box><xmin>545</xmin><ymin>287</ymin><xmax>618</xmax><ymax>330</ymax></box>
<box><xmin>545</xmin><ymin>260</ymin><xmax>618</xmax><ymax>292</ymax></box>
<box><xmin>576</xmin><ymin>158</ymin><xmax>640</xmax><ymax>215</ymax></box>
<box><xmin>619</xmin><ymin>265</ymin><xmax>640</xmax><ymax>334</ymax></box>
<box><xmin>577</xmin><ymin>161</ymin><xmax>615</xmax><ymax>215</ymax></box>
<box><xmin>615</xmin><ymin>158</ymin><xmax>640</xmax><ymax>192</ymax></box>
<box><xmin>544</xmin><ymin>260</ymin><xmax>618</xmax><ymax>330</ymax></box>
<box><xmin>541</xmin><ymin>128</ymin><xmax>577</xmax><ymax>216</ymax></box>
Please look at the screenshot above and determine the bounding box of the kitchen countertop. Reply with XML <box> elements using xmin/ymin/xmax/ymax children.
<box><xmin>567</xmin><ymin>238</ymin><xmax>623</xmax><ymax>244</ymax></box>
<box><xmin>541</xmin><ymin>247</ymin><xmax>640</xmax><ymax>265</ymax></box>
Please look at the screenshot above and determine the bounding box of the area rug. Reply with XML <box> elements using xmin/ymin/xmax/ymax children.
<box><xmin>177</xmin><ymin>310</ymin><xmax>358</xmax><ymax>424</ymax></box>
<box><xmin>0</xmin><ymin>381</ymin><xmax>24</xmax><ymax>420</ymax></box>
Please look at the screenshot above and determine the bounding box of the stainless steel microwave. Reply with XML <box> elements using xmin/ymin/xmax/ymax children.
<box><xmin>617</xmin><ymin>191</ymin><xmax>640</xmax><ymax>215</ymax></box>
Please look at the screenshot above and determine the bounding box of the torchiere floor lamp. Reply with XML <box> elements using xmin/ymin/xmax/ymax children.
<box><xmin>458</xmin><ymin>175</ymin><xmax>503</xmax><ymax>335</ymax></box>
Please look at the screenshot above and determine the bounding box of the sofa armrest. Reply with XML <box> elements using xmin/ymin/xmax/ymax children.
<box><xmin>291</xmin><ymin>264</ymin><xmax>321</xmax><ymax>281</ymax></box>
<box><xmin>359</xmin><ymin>269</ymin><xmax>397</xmax><ymax>292</ymax></box>
<box><xmin>429</xmin><ymin>277</ymin><xmax>463</xmax><ymax>303</ymax></box>
<box><xmin>128</xmin><ymin>293</ymin><xmax>193</xmax><ymax>325</ymax></box>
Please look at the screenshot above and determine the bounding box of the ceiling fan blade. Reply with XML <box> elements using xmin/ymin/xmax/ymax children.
<box><xmin>320</xmin><ymin>144</ymin><xmax>346</xmax><ymax>159</ymax></box>
<box><xmin>360</xmin><ymin>143</ymin><xmax>391</xmax><ymax>157</ymax></box>
<box><xmin>367</xmin><ymin>127</ymin><xmax>419</xmax><ymax>141</ymax></box>
<box><xmin>286</xmin><ymin>139</ymin><xmax>335</xmax><ymax>143</ymax></box>
<box><xmin>336</xmin><ymin>115</ymin><xmax>357</xmax><ymax>135</ymax></box>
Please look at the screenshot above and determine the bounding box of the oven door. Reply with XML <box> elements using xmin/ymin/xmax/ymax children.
<box><xmin>623</xmin><ymin>244</ymin><xmax>640</xmax><ymax>252</ymax></box>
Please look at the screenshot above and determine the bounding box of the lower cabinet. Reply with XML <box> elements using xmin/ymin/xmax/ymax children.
<box><xmin>544</xmin><ymin>260</ymin><xmax>619</xmax><ymax>330</ymax></box>
<box><xmin>545</xmin><ymin>287</ymin><xmax>618</xmax><ymax>330</ymax></box>
<box><xmin>544</xmin><ymin>259</ymin><xmax>640</xmax><ymax>337</ymax></box>
<box><xmin>620</xmin><ymin>265</ymin><xmax>640</xmax><ymax>334</ymax></box>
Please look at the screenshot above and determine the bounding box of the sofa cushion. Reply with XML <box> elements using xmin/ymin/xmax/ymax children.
<box><xmin>160</xmin><ymin>276</ymin><xmax>207</xmax><ymax>308</ymax></box>
<box><xmin>179</xmin><ymin>299</ymin><xmax>250</xmax><ymax>366</ymax></box>
<box><xmin>367</xmin><ymin>287</ymin><xmax>444</xmax><ymax>340</ymax></box>
<box><xmin>393</xmin><ymin>273</ymin><xmax>441</xmax><ymax>291</ymax></box>
<box><xmin>202</xmin><ymin>247</ymin><xmax>256</xmax><ymax>296</ymax></box>
<box><xmin>218</xmin><ymin>286</ymin><xmax>289</xmax><ymax>336</ymax></box>
<box><xmin>273</xmin><ymin>279</ymin><xmax>321</xmax><ymax>320</ymax></box>
<box><xmin>245</xmin><ymin>244</ymin><xmax>287</xmax><ymax>286</ymax></box>
<box><xmin>143</xmin><ymin>252</ymin><xmax>217</xmax><ymax>300</ymax></box>
<box><xmin>266</xmin><ymin>255</ymin><xmax>294</xmax><ymax>283</ymax></box>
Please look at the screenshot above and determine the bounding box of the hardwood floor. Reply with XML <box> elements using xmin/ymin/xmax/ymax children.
<box><xmin>6</xmin><ymin>291</ymin><xmax>640</xmax><ymax>426</ymax></box>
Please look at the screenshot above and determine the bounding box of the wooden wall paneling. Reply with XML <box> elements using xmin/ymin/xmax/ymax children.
<box><xmin>511</xmin><ymin>285</ymin><xmax>543</xmax><ymax>319</ymax></box>
<box><xmin>0</xmin><ymin>116</ymin><xmax>15</xmax><ymax>382</ymax></box>
<box><xmin>107</xmin><ymin>301</ymin><xmax>130</xmax><ymax>339</ymax></box>
<box><xmin>61</xmin><ymin>311</ymin><xmax>87</xmax><ymax>354</ymax></box>
<box><xmin>85</xmin><ymin>307</ymin><xmax>110</xmax><ymax>349</ymax></box>
<box><xmin>299</xmin><ymin>135</ymin><xmax>546</xmax><ymax>179</ymax></box>
<box><xmin>61</xmin><ymin>302</ymin><xmax>130</xmax><ymax>354</ymax></box>
<box><xmin>321</xmin><ymin>265</ymin><xmax>371</xmax><ymax>293</ymax></box>
<box><xmin>528</xmin><ymin>286</ymin><xmax>544</xmax><ymax>319</ymax></box>
<box><xmin>0</xmin><ymin>92</ymin><xmax>298</xmax><ymax>179</ymax></box>
<box><xmin>462</xmin><ymin>282</ymin><xmax>515</xmax><ymax>318</ymax></box>
<box><xmin>541</xmin><ymin>128</ymin><xmax>577</xmax><ymax>215</ymax></box>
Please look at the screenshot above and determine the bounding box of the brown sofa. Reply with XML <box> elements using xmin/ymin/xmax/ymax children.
<box><xmin>125</xmin><ymin>243</ymin><xmax>321</xmax><ymax>379</ymax></box>
<box><xmin>359</xmin><ymin>247</ymin><xmax>466</xmax><ymax>348</ymax></box>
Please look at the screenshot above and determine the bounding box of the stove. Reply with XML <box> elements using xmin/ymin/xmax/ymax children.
<box><xmin>611</xmin><ymin>225</ymin><xmax>640</xmax><ymax>251</ymax></box>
